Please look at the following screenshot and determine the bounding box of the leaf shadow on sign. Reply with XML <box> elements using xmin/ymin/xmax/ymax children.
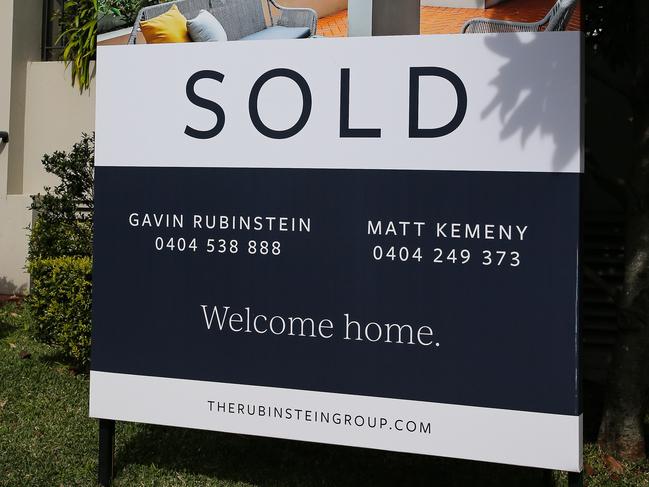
<box><xmin>115</xmin><ymin>424</ymin><xmax>550</xmax><ymax>486</ymax></box>
<box><xmin>481</xmin><ymin>34</ymin><xmax>580</xmax><ymax>171</ymax></box>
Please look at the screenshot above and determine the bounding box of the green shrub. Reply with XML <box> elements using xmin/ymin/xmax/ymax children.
<box><xmin>28</xmin><ymin>218</ymin><xmax>92</xmax><ymax>262</ymax></box>
<box><xmin>27</xmin><ymin>134</ymin><xmax>94</xmax><ymax>368</ymax></box>
<box><xmin>29</xmin><ymin>133</ymin><xmax>94</xmax><ymax>261</ymax></box>
<box><xmin>27</xmin><ymin>257</ymin><xmax>92</xmax><ymax>367</ymax></box>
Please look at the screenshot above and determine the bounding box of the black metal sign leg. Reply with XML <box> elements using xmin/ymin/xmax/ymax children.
<box><xmin>568</xmin><ymin>471</ymin><xmax>583</xmax><ymax>487</ymax></box>
<box><xmin>98</xmin><ymin>419</ymin><xmax>115</xmax><ymax>486</ymax></box>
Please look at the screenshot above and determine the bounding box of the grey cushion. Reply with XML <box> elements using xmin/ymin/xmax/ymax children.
<box><xmin>187</xmin><ymin>9</ymin><xmax>228</xmax><ymax>42</ymax></box>
<box><xmin>241</xmin><ymin>26</ymin><xmax>311</xmax><ymax>41</ymax></box>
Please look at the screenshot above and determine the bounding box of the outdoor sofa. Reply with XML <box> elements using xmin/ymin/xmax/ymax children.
<box><xmin>128</xmin><ymin>0</ymin><xmax>317</xmax><ymax>44</ymax></box>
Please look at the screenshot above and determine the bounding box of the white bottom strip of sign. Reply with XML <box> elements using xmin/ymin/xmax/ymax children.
<box><xmin>90</xmin><ymin>371</ymin><xmax>582</xmax><ymax>472</ymax></box>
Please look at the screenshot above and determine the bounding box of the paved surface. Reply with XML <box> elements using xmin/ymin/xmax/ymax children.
<box><xmin>318</xmin><ymin>0</ymin><xmax>580</xmax><ymax>37</ymax></box>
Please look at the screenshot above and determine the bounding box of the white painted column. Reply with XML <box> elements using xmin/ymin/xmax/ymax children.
<box><xmin>348</xmin><ymin>0</ymin><xmax>373</xmax><ymax>37</ymax></box>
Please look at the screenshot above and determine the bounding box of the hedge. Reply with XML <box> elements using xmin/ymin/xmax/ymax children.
<box><xmin>27</xmin><ymin>256</ymin><xmax>92</xmax><ymax>367</ymax></box>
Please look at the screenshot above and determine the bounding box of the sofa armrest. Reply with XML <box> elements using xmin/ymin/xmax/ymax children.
<box><xmin>268</xmin><ymin>0</ymin><xmax>318</xmax><ymax>36</ymax></box>
<box><xmin>128</xmin><ymin>9</ymin><xmax>146</xmax><ymax>44</ymax></box>
<box><xmin>461</xmin><ymin>17</ymin><xmax>544</xmax><ymax>33</ymax></box>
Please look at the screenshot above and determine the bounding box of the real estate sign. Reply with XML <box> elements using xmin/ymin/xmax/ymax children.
<box><xmin>91</xmin><ymin>33</ymin><xmax>582</xmax><ymax>472</ymax></box>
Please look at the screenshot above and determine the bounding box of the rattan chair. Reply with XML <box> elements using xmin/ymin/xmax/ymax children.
<box><xmin>461</xmin><ymin>0</ymin><xmax>577</xmax><ymax>33</ymax></box>
<box><xmin>128</xmin><ymin>0</ymin><xmax>317</xmax><ymax>44</ymax></box>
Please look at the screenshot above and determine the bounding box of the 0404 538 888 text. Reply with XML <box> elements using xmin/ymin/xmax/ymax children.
<box><xmin>153</xmin><ymin>237</ymin><xmax>281</xmax><ymax>256</ymax></box>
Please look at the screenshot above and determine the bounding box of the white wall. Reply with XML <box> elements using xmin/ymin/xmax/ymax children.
<box><xmin>0</xmin><ymin>195</ymin><xmax>30</xmax><ymax>294</ymax></box>
<box><xmin>22</xmin><ymin>62</ymin><xmax>95</xmax><ymax>196</ymax></box>
<box><xmin>7</xmin><ymin>0</ymin><xmax>41</xmax><ymax>196</ymax></box>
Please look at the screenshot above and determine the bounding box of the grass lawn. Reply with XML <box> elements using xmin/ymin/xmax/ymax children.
<box><xmin>1</xmin><ymin>302</ymin><xmax>648</xmax><ymax>487</ymax></box>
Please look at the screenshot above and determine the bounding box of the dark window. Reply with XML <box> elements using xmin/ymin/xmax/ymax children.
<box><xmin>42</xmin><ymin>0</ymin><xmax>65</xmax><ymax>60</ymax></box>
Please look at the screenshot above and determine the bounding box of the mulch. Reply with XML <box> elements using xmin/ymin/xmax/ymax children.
<box><xmin>0</xmin><ymin>295</ymin><xmax>23</xmax><ymax>306</ymax></box>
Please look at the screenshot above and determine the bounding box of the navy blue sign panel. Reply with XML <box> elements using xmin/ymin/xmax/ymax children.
<box><xmin>93</xmin><ymin>167</ymin><xmax>579</xmax><ymax>416</ymax></box>
<box><xmin>92</xmin><ymin>34</ymin><xmax>582</xmax><ymax>471</ymax></box>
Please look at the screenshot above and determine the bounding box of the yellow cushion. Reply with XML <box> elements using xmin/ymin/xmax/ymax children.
<box><xmin>140</xmin><ymin>5</ymin><xmax>191</xmax><ymax>44</ymax></box>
